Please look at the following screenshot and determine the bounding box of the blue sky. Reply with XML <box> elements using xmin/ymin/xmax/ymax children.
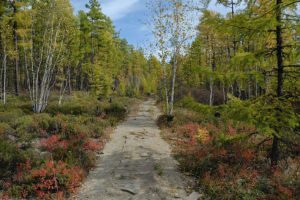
<box><xmin>70</xmin><ymin>0</ymin><xmax>236</xmax><ymax>48</ymax></box>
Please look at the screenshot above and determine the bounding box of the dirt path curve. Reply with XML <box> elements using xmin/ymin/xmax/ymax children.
<box><xmin>76</xmin><ymin>99</ymin><xmax>194</xmax><ymax>200</ymax></box>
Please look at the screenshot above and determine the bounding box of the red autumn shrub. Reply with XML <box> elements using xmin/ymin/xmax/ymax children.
<box><xmin>40</xmin><ymin>135</ymin><xmax>70</xmax><ymax>152</ymax></box>
<box><xmin>179</xmin><ymin>122</ymin><xmax>200</xmax><ymax>138</ymax></box>
<box><xmin>165</xmin><ymin>113</ymin><xmax>299</xmax><ymax>200</ymax></box>
<box><xmin>83</xmin><ymin>139</ymin><xmax>101</xmax><ymax>152</ymax></box>
<box><xmin>12</xmin><ymin>159</ymin><xmax>84</xmax><ymax>199</ymax></box>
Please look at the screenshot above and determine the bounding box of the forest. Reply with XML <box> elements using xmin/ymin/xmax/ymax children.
<box><xmin>0</xmin><ymin>0</ymin><xmax>299</xmax><ymax>199</ymax></box>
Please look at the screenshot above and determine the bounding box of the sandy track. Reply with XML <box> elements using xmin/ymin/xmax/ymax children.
<box><xmin>76</xmin><ymin>99</ymin><xmax>194</xmax><ymax>200</ymax></box>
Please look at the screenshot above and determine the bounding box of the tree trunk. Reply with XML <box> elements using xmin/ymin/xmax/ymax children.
<box><xmin>271</xmin><ymin>0</ymin><xmax>283</xmax><ymax>166</ymax></box>
<box><xmin>223</xmin><ymin>82</ymin><xmax>226</xmax><ymax>104</ymax></box>
<box><xmin>255</xmin><ymin>65</ymin><xmax>258</xmax><ymax>97</ymax></box>
<box><xmin>13</xmin><ymin>1</ymin><xmax>19</xmax><ymax>96</ymax></box>
<box><xmin>169</xmin><ymin>57</ymin><xmax>177</xmax><ymax>117</ymax></box>
<box><xmin>209</xmin><ymin>77</ymin><xmax>213</xmax><ymax>106</ymax></box>
<box><xmin>248</xmin><ymin>67</ymin><xmax>251</xmax><ymax>99</ymax></box>
<box><xmin>68</xmin><ymin>67</ymin><xmax>72</xmax><ymax>95</ymax></box>
<box><xmin>169</xmin><ymin>40</ymin><xmax>180</xmax><ymax>117</ymax></box>
<box><xmin>58</xmin><ymin>80</ymin><xmax>67</xmax><ymax>105</ymax></box>
<box><xmin>1</xmin><ymin>47</ymin><xmax>7</xmax><ymax>104</ymax></box>
<box><xmin>163</xmin><ymin>63</ymin><xmax>169</xmax><ymax>114</ymax></box>
<box><xmin>238</xmin><ymin>81</ymin><xmax>241</xmax><ymax>99</ymax></box>
<box><xmin>231</xmin><ymin>0</ymin><xmax>236</xmax><ymax>56</ymax></box>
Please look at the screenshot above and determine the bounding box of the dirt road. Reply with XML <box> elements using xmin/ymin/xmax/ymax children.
<box><xmin>76</xmin><ymin>99</ymin><xmax>195</xmax><ymax>200</ymax></box>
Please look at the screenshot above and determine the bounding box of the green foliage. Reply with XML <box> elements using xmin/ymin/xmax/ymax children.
<box><xmin>33</xmin><ymin>113</ymin><xmax>57</xmax><ymax>133</ymax></box>
<box><xmin>0</xmin><ymin>93</ymin><xmax>133</xmax><ymax>199</ymax></box>
<box><xmin>125</xmin><ymin>85</ymin><xmax>138</xmax><ymax>97</ymax></box>
<box><xmin>160</xmin><ymin>105</ymin><xmax>299</xmax><ymax>199</ymax></box>
<box><xmin>0</xmin><ymin>122</ymin><xmax>14</xmax><ymax>135</ymax></box>
<box><xmin>12</xmin><ymin>115</ymin><xmax>36</xmax><ymax>141</ymax></box>
<box><xmin>0</xmin><ymin>136</ymin><xmax>28</xmax><ymax>178</ymax></box>
<box><xmin>104</xmin><ymin>103</ymin><xmax>127</xmax><ymax>121</ymax></box>
<box><xmin>179</xmin><ymin>96</ymin><xmax>215</xmax><ymax>116</ymax></box>
<box><xmin>250</xmin><ymin>95</ymin><xmax>299</xmax><ymax>137</ymax></box>
<box><xmin>0</xmin><ymin>109</ymin><xmax>24</xmax><ymax>123</ymax></box>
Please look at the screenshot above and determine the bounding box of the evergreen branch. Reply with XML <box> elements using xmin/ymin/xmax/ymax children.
<box><xmin>278</xmin><ymin>138</ymin><xmax>300</xmax><ymax>148</ymax></box>
<box><xmin>252</xmin><ymin>1</ymin><xmax>300</xmax><ymax>21</ymax></box>
<box><xmin>283</xmin><ymin>65</ymin><xmax>300</xmax><ymax>68</ymax></box>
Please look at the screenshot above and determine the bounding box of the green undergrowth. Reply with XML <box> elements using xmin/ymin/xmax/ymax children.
<box><xmin>158</xmin><ymin>96</ymin><xmax>299</xmax><ymax>200</ymax></box>
<box><xmin>0</xmin><ymin>92</ymin><xmax>134</xmax><ymax>199</ymax></box>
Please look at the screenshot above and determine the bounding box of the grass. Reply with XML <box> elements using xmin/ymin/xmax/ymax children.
<box><xmin>153</xmin><ymin>163</ymin><xmax>164</xmax><ymax>176</ymax></box>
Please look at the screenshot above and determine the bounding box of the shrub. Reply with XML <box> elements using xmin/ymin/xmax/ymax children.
<box><xmin>0</xmin><ymin>136</ymin><xmax>28</xmax><ymax>178</ymax></box>
<box><xmin>40</xmin><ymin>135</ymin><xmax>70</xmax><ymax>152</ymax></box>
<box><xmin>89</xmin><ymin>124</ymin><xmax>105</xmax><ymax>138</ymax></box>
<box><xmin>34</xmin><ymin>113</ymin><xmax>57</xmax><ymax>134</ymax></box>
<box><xmin>104</xmin><ymin>103</ymin><xmax>127</xmax><ymax>121</ymax></box>
<box><xmin>0</xmin><ymin>93</ymin><xmax>132</xmax><ymax>199</ymax></box>
<box><xmin>30</xmin><ymin>160</ymin><xmax>84</xmax><ymax>196</ymax></box>
<box><xmin>156</xmin><ymin>115</ymin><xmax>172</xmax><ymax>128</ymax></box>
<box><xmin>161</xmin><ymin>105</ymin><xmax>299</xmax><ymax>200</ymax></box>
<box><xmin>0</xmin><ymin>123</ymin><xmax>14</xmax><ymax>135</ymax></box>
<box><xmin>18</xmin><ymin>103</ymin><xmax>34</xmax><ymax>114</ymax></box>
<box><xmin>46</xmin><ymin>103</ymin><xmax>87</xmax><ymax>116</ymax></box>
<box><xmin>0</xmin><ymin>109</ymin><xmax>24</xmax><ymax>123</ymax></box>
<box><xmin>125</xmin><ymin>85</ymin><xmax>137</xmax><ymax>97</ymax></box>
<box><xmin>7</xmin><ymin>159</ymin><xmax>85</xmax><ymax>199</ymax></box>
<box><xmin>12</xmin><ymin>116</ymin><xmax>37</xmax><ymax>142</ymax></box>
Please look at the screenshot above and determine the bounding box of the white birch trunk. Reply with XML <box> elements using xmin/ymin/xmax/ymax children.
<box><xmin>230</xmin><ymin>84</ymin><xmax>234</xmax><ymax>95</ymax></box>
<box><xmin>22</xmin><ymin>12</ymin><xmax>64</xmax><ymax>113</ymax></box>
<box><xmin>169</xmin><ymin>58</ymin><xmax>177</xmax><ymax>116</ymax></box>
<box><xmin>163</xmin><ymin>63</ymin><xmax>169</xmax><ymax>114</ymax></box>
<box><xmin>209</xmin><ymin>77</ymin><xmax>213</xmax><ymax>106</ymax></box>
<box><xmin>223</xmin><ymin>82</ymin><xmax>226</xmax><ymax>104</ymax></box>
<box><xmin>58</xmin><ymin>80</ymin><xmax>67</xmax><ymax>106</ymax></box>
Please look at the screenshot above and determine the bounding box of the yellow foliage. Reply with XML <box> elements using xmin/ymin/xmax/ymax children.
<box><xmin>194</xmin><ymin>128</ymin><xmax>210</xmax><ymax>143</ymax></box>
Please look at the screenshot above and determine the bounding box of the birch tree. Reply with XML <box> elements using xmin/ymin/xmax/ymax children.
<box><xmin>148</xmin><ymin>0</ymin><xmax>198</xmax><ymax>118</ymax></box>
<box><xmin>0</xmin><ymin>11</ymin><xmax>13</xmax><ymax>104</ymax></box>
<box><xmin>147</xmin><ymin>0</ymin><xmax>171</xmax><ymax>114</ymax></box>
<box><xmin>18</xmin><ymin>0</ymin><xmax>74</xmax><ymax>112</ymax></box>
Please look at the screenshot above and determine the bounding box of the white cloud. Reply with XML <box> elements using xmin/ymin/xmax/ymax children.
<box><xmin>102</xmin><ymin>0</ymin><xmax>140</xmax><ymax>21</ymax></box>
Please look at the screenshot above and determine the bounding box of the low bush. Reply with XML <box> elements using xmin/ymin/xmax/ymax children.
<box><xmin>0</xmin><ymin>109</ymin><xmax>24</xmax><ymax>123</ymax></box>
<box><xmin>104</xmin><ymin>103</ymin><xmax>127</xmax><ymax>121</ymax></box>
<box><xmin>0</xmin><ymin>136</ymin><xmax>28</xmax><ymax>178</ymax></box>
<box><xmin>0</xmin><ymin>123</ymin><xmax>14</xmax><ymax>135</ymax></box>
<box><xmin>46</xmin><ymin>103</ymin><xmax>88</xmax><ymax>116</ymax></box>
<box><xmin>34</xmin><ymin>113</ymin><xmax>57</xmax><ymax>134</ymax></box>
<box><xmin>0</xmin><ymin>93</ymin><xmax>133</xmax><ymax>199</ymax></box>
<box><xmin>157</xmin><ymin>115</ymin><xmax>172</xmax><ymax>128</ymax></box>
<box><xmin>160</xmin><ymin>96</ymin><xmax>299</xmax><ymax>200</ymax></box>
<box><xmin>5</xmin><ymin>159</ymin><xmax>85</xmax><ymax>199</ymax></box>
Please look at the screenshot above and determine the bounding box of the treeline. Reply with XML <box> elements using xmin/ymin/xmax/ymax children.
<box><xmin>0</xmin><ymin>0</ymin><xmax>160</xmax><ymax>112</ymax></box>
<box><xmin>150</xmin><ymin>0</ymin><xmax>299</xmax><ymax>166</ymax></box>
<box><xmin>179</xmin><ymin>0</ymin><xmax>299</xmax><ymax>106</ymax></box>
<box><xmin>181</xmin><ymin>0</ymin><xmax>299</xmax><ymax>166</ymax></box>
